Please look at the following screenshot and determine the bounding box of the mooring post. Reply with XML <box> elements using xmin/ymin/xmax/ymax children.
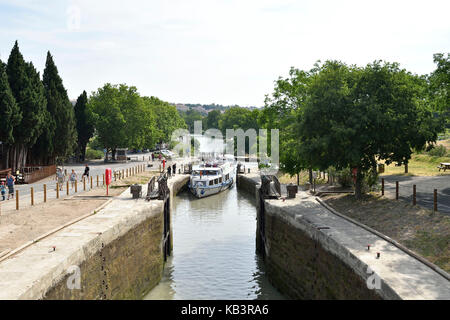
<box><xmin>434</xmin><ymin>189</ymin><xmax>438</xmax><ymax>212</ymax></box>
<box><xmin>44</xmin><ymin>184</ymin><xmax>47</xmax><ymax>203</ymax></box>
<box><xmin>395</xmin><ymin>181</ymin><xmax>399</xmax><ymax>200</ymax></box>
<box><xmin>16</xmin><ymin>190</ymin><xmax>19</xmax><ymax>210</ymax></box>
<box><xmin>413</xmin><ymin>185</ymin><xmax>416</xmax><ymax>205</ymax></box>
<box><xmin>31</xmin><ymin>187</ymin><xmax>34</xmax><ymax>205</ymax></box>
<box><xmin>56</xmin><ymin>184</ymin><xmax>59</xmax><ymax>199</ymax></box>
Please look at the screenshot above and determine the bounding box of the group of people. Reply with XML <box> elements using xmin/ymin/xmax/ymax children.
<box><xmin>0</xmin><ymin>172</ymin><xmax>16</xmax><ymax>201</ymax></box>
<box><xmin>161</xmin><ymin>158</ymin><xmax>177</xmax><ymax>178</ymax></box>
<box><xmin>56</xmin><ymin>164</ymin><xmax>90</xmax><ymax>190</ymax></box>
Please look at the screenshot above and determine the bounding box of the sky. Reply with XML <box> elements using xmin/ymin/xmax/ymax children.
<box><xmin>0</xmin><ymin>0</ymin><xmax>449</xmax><ymax>107</ymax></box>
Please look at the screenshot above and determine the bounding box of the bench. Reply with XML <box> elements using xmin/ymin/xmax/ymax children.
<box><xmin>437</xmin><ymin>163</ymin><xmax>450</xmax><ymax>172</ymax></box>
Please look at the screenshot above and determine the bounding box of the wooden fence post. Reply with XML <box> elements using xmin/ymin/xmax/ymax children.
<box><xmin>434</xmin><ymin>189</ymin><xmax>438</xmax><ymax>212</ymax></box>
<box><xmin>75</xmin><ymin>180</ymin><xmax>77</xmax><ymax>193</ymax></box>
<box><xmin>83</xmin><ymin>178</ymin><xmax>86</xmax><ymax>191</ymax></box>
<box><xmin>16</xmin><ymin>190</ymin><xmax>19</xmax><ymax>210</ymax></box>
<box><xmin>31</xmin><ymin>187</ymin><xmax>34</xmax><ymax>206</ymax></box>
<box><xmin>97</xmin><ymin>175</ymin><xmax>99</xmax><ymax>187</ymax></box>
<box><xmin>381</xmin><ymin>178</ymin><xmax>384</xmax><ymax>196</ymax></box>
<box><xmin>44</xmin><ymin>184</ymin><xmax>47</xmax><ymax>203</ymax></box>
<box><xmin>56</xmin><ymin>184</ymin><xmax>59</xmax><ymax>199</ymax></box>
<box><xmin>413</xmin><ymin>185</ymin><xmax>416</xmax><ymax>205</ymax></box>
<box><xmin>67</xmin><ymin>181</ymin><xmax>69</xmax><ymax>196</ymax></box>
<box><xmin>395</xmin><ymin>181</ymin><xmax>399</xmax><ymax>200</ymax></box>
<box><xmin>91</xmin><ymin>176</ymin><xmax>93</xmax><ymax>189</ymax></box>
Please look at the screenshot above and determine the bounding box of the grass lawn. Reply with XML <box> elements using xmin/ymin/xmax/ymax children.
<box><xmin>321</xmin><ymin>193</ymin><xmax>450</xmax><ymax>272</ymax></box>
<box><xmin>380</xmin><ymin>139</ymin><xmax>450</xmax><ymax>176</ymax></box>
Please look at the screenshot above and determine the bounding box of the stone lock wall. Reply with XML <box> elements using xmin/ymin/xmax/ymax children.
<box><xmin>263</xmin><ymin>212</ymin><xmax>381</xmax><ymax>300</ymax></box>
<box><xmin>43</xmin><ymin>208</ymin><xmax>164</xmax><ymax>300</ymax></box>
<box><xmin>237</xmin><ymin>174</ymin><xmax>382</xmax><ymax>300</ymax></box>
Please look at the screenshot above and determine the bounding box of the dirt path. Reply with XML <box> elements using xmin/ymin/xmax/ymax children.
<box><xmin>0</xmin><ymin>170</ymin><xmax>157</xmax><ymax>254</ymax></box>
<box><xmin>320</xmin><ymin>193</ymin><xmax>450</xmax><ymax>272</ymax></box>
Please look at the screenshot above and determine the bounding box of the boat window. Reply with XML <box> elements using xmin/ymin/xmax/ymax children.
<box><xmin>226</xmin><ymin>174</ymin><xmax>229</xmax><ymax>180</ymax></box>
<box><xmin>209</xmin><ymin>180</ymin><xmax>213</xmax><ymax>186</ymax></box>
<box><xmin>214</xmin><ymin>179</ymin><xmax>218</xmax><ymax>185</ymax></box>
<box><xmin>219</xmin><ymin>177</ymin><xmax>222</xmax><ymax>183</ymax></box>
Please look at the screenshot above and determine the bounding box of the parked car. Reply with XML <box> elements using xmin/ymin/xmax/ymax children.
<box><xmin>160</xmin><ymin>150</ymin><xmax>175</xmax><ymax>159</ymax></box>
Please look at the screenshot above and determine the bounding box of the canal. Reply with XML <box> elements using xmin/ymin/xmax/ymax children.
<box><xmin>144</xmin><ymin>185</ymin><xmax>285</xmax><ymax>300</ymax></box>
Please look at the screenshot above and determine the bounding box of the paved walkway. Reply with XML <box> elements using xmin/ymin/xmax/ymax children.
<box><xmin>266</xmin><ymin>190</ymin><xmax>450</xmax><ymax>299</ymax></box>
<box><xmin>381</xmin><ymin>175</ymin><xmax>450</xmax><ymax>214</ymax></box>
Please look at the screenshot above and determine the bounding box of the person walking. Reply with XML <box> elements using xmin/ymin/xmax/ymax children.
<box><xmin>152</xmin><ymin>153</ymin><xmax>155</xmax><ymax>161</ymax></box>
<box><xmin>167</xmin><ymin>165</ymin><xmax>172</xmax><ymax>177</ymax></box>
<box><xmin>0</xmin><ymin>182</ymin><xmax>6</xmax><ymax>201</ymax></box>
<box><xmin>56</xmin><ymin>168</ymin><xmax>65</xmax><ymax>191</ymax></box>
<box><xmin>82</xmin><ymin>164</ymin><xmax>90</xmax><ymax>181</ymax></box>
<box><xmin>6</xmin><ymin>172</ymin><xmax>15</xmax><ymax>200</ymax></box>
<box><xmin>173</xmin><ymin>163</ymin><xmax>176</xmax><ymax>175</ymax></box>
<box><xmin>70</xmin><ymin>170</ymin><xmax>77</xmax><ymax>189</ymax></box>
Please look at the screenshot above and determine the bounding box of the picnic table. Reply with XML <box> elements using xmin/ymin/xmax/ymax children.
<box><xmin>438</xmin><ymin>162</ymin><xmax>450</xmax><ymax>172</ymax></box>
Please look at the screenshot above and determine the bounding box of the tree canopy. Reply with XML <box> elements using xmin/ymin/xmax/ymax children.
<box><xmin>295</xmin><ymin>60</ymin><xmax>444</xmax><ymax>198</ymax></box>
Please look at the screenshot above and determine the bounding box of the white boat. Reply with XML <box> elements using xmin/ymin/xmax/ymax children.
<box><xmin>189</xmin><ymin>159</ymin><xmax>235</xmax><ymax>198</ymax></box>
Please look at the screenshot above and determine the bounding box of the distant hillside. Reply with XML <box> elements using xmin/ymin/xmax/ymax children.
<box><xmin>173</xmin><ymin>103</ymin><xmax>258</xmax><ymax>115</ymax></box>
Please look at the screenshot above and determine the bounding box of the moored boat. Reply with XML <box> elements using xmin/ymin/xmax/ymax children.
<box><xmin>189</xmin><ymin>160</ymin><xmax>235</xmax><ymax>198</ymax></box>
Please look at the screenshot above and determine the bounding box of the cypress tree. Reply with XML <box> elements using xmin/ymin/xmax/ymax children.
<box><xmin>74</xmin><ymin>90</ymin><xmax>94</xmax><ymax>162</ymax></box>
<box><xmin>6</xmin><ymin>41</ymin><xmax>46</xmax><ymax>170</ymax></box>
<box><xmin>42</xmin><ymin>51</ymin><xmax>77</xmax><ymax>161</ymax></box>
<box><xmin>25</xmin><ymin>61</ymin><xmax>48</xmax><ymax>165</ymax></box>
<box><xmin>0</xmin><ymin>59</ymin><xmax>21</xmax><ymax>169</ymax></box>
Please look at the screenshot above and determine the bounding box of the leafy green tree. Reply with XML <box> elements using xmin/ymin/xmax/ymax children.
<box><xmin>219</xmin><ymin>106</ymin><xmax>260</xmax><ymax>155</ymax></box>
<box><xmin>88</xmin><ymin>84</ymin><xmax>127</xmax><ymax>158</ymax></box>
<box><xmin>180</xmin><ymin>109</ymin><xmax>204</xmax><ymax>132</ymax></box>
<box><xmin>143</xmin><ymin>96</ymin><xmax>186</xmax><ymax>145</ymax></box>
<box><xmin>89</xmin><ymin>84</ymin><xmax>167</xmax><ymax>158</ymax></box>
<box><xmin>429</xmin><ymin>53</ymin><xmax>449</xmax><ymax>127</ymax></box>
<box><xmin>298</xmin><ymin>60</ymin><xmax>443</xmax><ymax>199</ymax></box>
<box><xmin>74</xmin><ymin>91</ymin><xmax>94</xmax><ymax>161</ymax></box>
<box><xmin>6</xmin><ymin>42</ymin><xmax>47</xmax><ymax>169</ymax></box>
<box><xmin>0</xmin><ymin>59</ymin><xmax>21</xmax><ymax>168</ymax></box>
<box><xmin>204</xmin><ymin>109</ymin><xmax>222</xmax><ymax>130</ymax></box>
<box><xmin>261</xmin><ymin>67</ymin><xmax>313</xmax><ymax>183</ymax></box>
<box><xmin>219</xmin><ymin>107</ymin><xmax>258</xmax><ymax>133</ymax></box>
<box><xmin>42</xmin><ymin>51</ymin><xmax>77</xmax><ymax>160</ymax></box>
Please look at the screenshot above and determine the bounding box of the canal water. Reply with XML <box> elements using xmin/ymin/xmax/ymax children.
<box><xmin>144</xmin><ymin>185</ymin><xmax>285</xmax><ymax>300</ymax></box>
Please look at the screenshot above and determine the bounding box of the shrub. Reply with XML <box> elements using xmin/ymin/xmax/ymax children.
<box><xmin>85</xmin><ymin>148</ymin><xmax>104</xmax><ymax>160</ymax></box>
<box><xmin>428</xmin><ymin>145</ymin><xmax>447</xmax><ymax>157</ymax></box>
<box><xmin>336</xmin><ymin>169</ymin><xmax>353</xmax><ymax>187</ymax></box>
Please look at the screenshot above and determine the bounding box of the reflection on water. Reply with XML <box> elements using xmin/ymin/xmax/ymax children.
<box><xmin>144</xmin><ymin>186</ymin><xmax>285</xmax><ymax>300</ymax></box>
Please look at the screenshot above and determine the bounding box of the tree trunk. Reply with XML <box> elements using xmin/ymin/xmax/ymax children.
<box><xmin>355</xmin><ymin>168</ymin><xmax>363</xmax><ymax>200</ymax></box>
<box><xmin>308</xmin><ymin>168</ymin><xmax>313</xmax><ymax>184</ymax></box>
<box><xmin>297</xmin><ymin>171</ymin><xmax>300</xmax><ymax>185</ymax></box>
<box><xmin>404</xmin><ymin>162</ymin><xmax>408</xmax><ymax>174</ymax></box>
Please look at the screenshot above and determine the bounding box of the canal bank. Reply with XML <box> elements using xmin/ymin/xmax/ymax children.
<box><xmin>237</xmin><ymin>174</ymin><xmax>450</xmax><ymax>300</ymax></box>
<box><xmin>0</xmin><ymin>174</ymin><xmax>189</xmax><ymax>300</ymax></box>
